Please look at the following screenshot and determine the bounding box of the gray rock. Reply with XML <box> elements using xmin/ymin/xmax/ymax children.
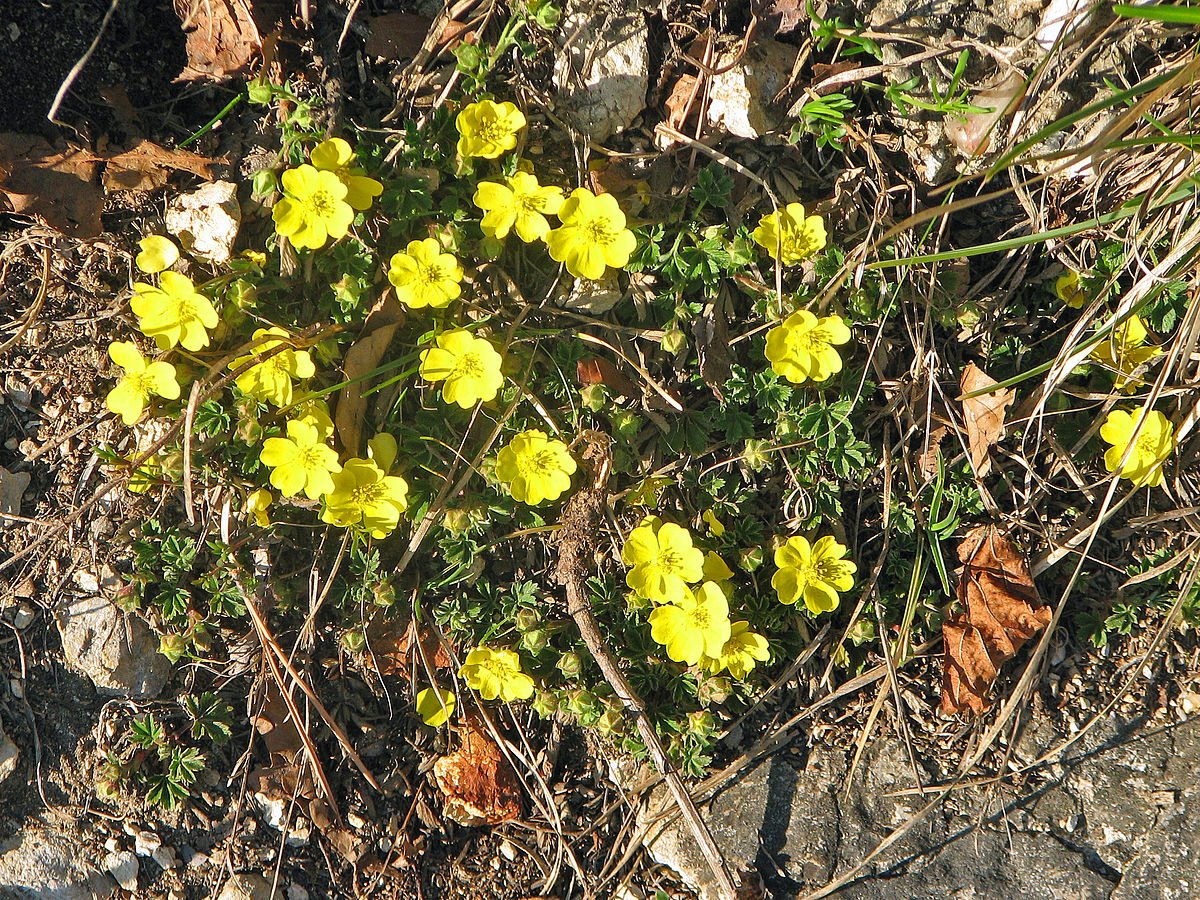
<box><xmin>0</xmin><ymin>720</ymin><xmax>19</xmax><ymax>785</ymax></box>
<box><xmin>55</xmin><ymin>594</ymin><xmax>169</xmax><ymax>699</ymax></box>
<box><xmin>706</xmin><ymin>40</ymin><xmax>798</xmax><ymax>139</ymax></box>
<box><xmin>102</xmin><ymin>851</ymin><xmax>138</xmax><ymax>892</ymax></box>
<box><xmin>165</xmin><ymin>180</ymin><xmax>242</xmax><ymax>265</ymax></box>
<box><xmin>217</xmin><ymin>873</ymin><xmax>279</xmax><ymax>900</ymax></box>
<box><xmin>553</xmin><ymin>0</ymin><xmax>648</xmax><ymax>142</ymax></box>
<box><xmin>0</xmin><ymin>823</ymin><xmax>116</xmax><ymax>899</ymax></box>
<box><xmin>1111</xmin><ymin>783</ymin><xmax>1200</xmax><ymax>900</ymax></box>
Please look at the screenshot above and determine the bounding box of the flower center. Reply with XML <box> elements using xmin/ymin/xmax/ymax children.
<box><xmin>309</xmin><ymin>189</ymin><xmax>337</xmax><ymax>218</ymax></box>
<box><xmin>583</xmin><ymin>217</ymin><xmax>614</xmax><ymax>246</ymax></box>
<box><xmin>477</xmin><ymin>118</ymin><xmax>507</xmax><ymax>146</ymax></box>
<box><xmin>129</xmin><ymin>371</ymin><xmax>155</xmax><ymax>398</ymax></box>
<box><xmin>519</xmin><ymin>448</ymin><xmax>558</xmax><ymax>477</ymax></box>
<box><xmin>299</xmin><ymin>446</ymin><xmax>326</xmax><ymax>471</ymax></box>
<box><xmin>418</xmin><ymin>261</ymin><xmax>448</xmax><ymax>286</ymax></box>
<box><xmin>657</xmin><ymin>548</ymin><xmax>683</xmax><ymax>573</ymax></box>
<box><xmin>350</xmin><ymin>481</ymin><xmax>384</xmax><ymax>506</ymax></box>
<box><xmin>453</xmin><ymin>350</ymin><xmax>485</xmax><ymax>380</ymax></box>
<box><xmin>689</xmin><ymin>603</ymin><xmax>711</xmax><ymax>629</ymax></box>
<box><xmin>1136</xmin><ymin>431</ymin><xmax>1160</xmax><ymax>457</ymax></box>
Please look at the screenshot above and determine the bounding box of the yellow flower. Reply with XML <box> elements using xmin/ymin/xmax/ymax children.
<box><xmin>388</xmin><ymin>238</ymin><xmax>464</xmax><ymax>310</ymax></box>
<box><xmin>545</xmin><ymin>188</ymin><xmax>637</xmax><ymax>280</ymax></box>
<box><xmin>765</xmin><ymin>310</ymin><xmax>851</xmax><ymax>384</ymax></box>
<box><xmin>246</xmin><ymin>488</ymin><xmax>272</xmax><ymax>526</ymax></box>
<box><xmin>702</xmin><ymin>509</ymin><xmax>726</xmax><ymax>537</ymax></box>
<box><xmin>415</xmin><ymin>687</ymin><xmax>455</xmax><ymax>727</ymax></box>
<box><xmin>309</xmin><ymin>137</ymin><xmax>383</xmax><ymax>211</ymax></box>
<box><xmin>272</xmin><ymin>164</ymin><xmax>355</xmax><ymax>250</ymax></box>
<box><xmin>473</xmin><ymin>172</ymin><xmax>564</xmax><ymax>243</ymax></box>
<box><xmin>701</xmin><ymin>621</ymin><xmax>770</xmax><ymax>679</ymax></box>
<box><xmin>230</xmin><ymin>327</ymin><xmax>316</xmax><ymax>407</ymax></box>
<box><xmin>648</xmin><ymin>582</ymin><xmax>732</xmax><ymax>665</ymax></box>
<box><xmin>459</xmin><ymin>647</ymin><xmax>535</xmax><ymax>702</ymax></box>
<box><xmin>130</xmin><ymin>270</ymin><xmax>219</xmax><ymax>351</ymax></box>
<box><xmin>456</xmin><ymin>100</ymin><xmax>526</xmax><ymax>159</ymax></box>
<box><xmin>367</xmin><ymin>432</ymin><xmax>399</xmax><ymax>473</ymax></box>
<box><xmin>135</xmin><ymin>235</ymin><xmax>179</xmax><ymax>274</ymax></box>
<box><xmin>1089</xmin><ymin>314</ymin><xmax>1162</xmax><ymax>391</ymax></box>
<box><xmin>418</xmin><ymin>329</ymin><xmax>504</xmax><ymax>408</ymax></box>
<box><xmin>752</xmin><ymin>202</ymin><xmax>827</xmax><ymax>265</ymax></box>
<box><xmin>495</xmin><ymin>429</ymin><xmax>577</xmax><ymax>505</ymax></box>
<box><xmin>702</xmin><ymin>551</ymin><xmax>735</xmax><ymax>584</ymax></box>
<box><xmin>259</xmin><ymin>419</ymin><xmax>342</xmax><ymax>500</ymax></box>
<box><xmin>1056</xmin><ymin>270</ymin><xmax>1087</xmax><ymax>309</ymax></box>
<box><xmin>621</xmin><ymin>517</ymin><xmax>705</xmax><ymax>604</ymax></box>
<box><xmin>1100</xmin><ymin>406</ymin><xmax>1175</xmax><ymax>488</ymax></box>
<box><xmin>291</xmin><ymin>394</ymin><xmax>335</xmax><ymax>441</ymax></box>
<box><xmin>773</xmin><ymin>535</ymin><xmax>857</xmax><ymax>614</ymax></box>
<box><xmin>104</xmin><ymin>341</ymin><xmax>181</xmax><ymax>425</ymax></box>
<box><xmin>320</xmin><ymin>458</ymin><xmax>410</xmax><ymax>538</ymax></box>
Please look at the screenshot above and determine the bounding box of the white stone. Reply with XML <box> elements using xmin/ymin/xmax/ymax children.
<box><xmin>133</xmin><ymin>830</ymin><xmax>161</xmax><ymax>857</ymax></box>
<box><xmin>553</xmin><ymin>0</ymin><xmax>648</xmax><ymax>142</ymax></box>
<box><xmin>104</xmin><ymin>850</ymin><xmax>139</xmax><ymax>891</ymax></box>
<box><xmin>55</xmin><ymin>593</ymin><xmax>169</xmax><ymax>699</ymax></box>
<box><xmin>707</xmin><ymin>40</ymin><xmax>797</xmax><ymax>139</ymax></box>
<box><xmin>152</xmin><ymin>846</ymin><xmax>179</xmax><ymax>870</ymax></box>
<box><xmin>165</xmin><ymin>180</ymin><xmax>242</xmax><ymax>264</ymax></box>
<box><xmin>0</xmin><ymin>722</ymin><xmax>18</xmax><ymax>785</ymax></box>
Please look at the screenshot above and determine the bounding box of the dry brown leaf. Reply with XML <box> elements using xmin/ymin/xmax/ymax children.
<box><xmin>335</xmin><ymin>292</ymin><xmax>407</xmax><ymax>456</ymax></box>
<box><xmin>940</xmin><ymin>525</ymin><xmax>1052</xmax><ymax>715</ymax></box>
<box><xmin>102</xmin><ymin>140</ymin><xmax>217</xmax><ymax>192</ymax></box>
<box><xmin>367</xmin><ymin>615</ymin><xmax>453</xmax><ymax>678</ymax></box>
<box><xmin>959</xmin><ymin>362</ymin><xmax>1015</xmax><ymax>476</ymax></box>
<box><xmin>432</xmin><ymin>722</ymin><xmax>522</xmax><ymax>826</ymax></box>
<box><xmin>665</xmin><ymin>74</ymin><xmax>700</xmax><ymax>132</ymax></box>
<box><xmin>0</xmin><ymin>133</ymin><xmax>102</xmax><ymax>238</ymax></box>
<box><xmin>364</xmin><ymin>12</ymin><xmax>434</xmax><ymax>59</ymax></box>
<box><xmin>174</xmin><ymin>0</ymin><xmax>261</xmax><ymax>82</ymax></box>
<box><xmin>577</xmin><ymin>357</ymin><xmax>639</xmax><ymax>400</ymax></box>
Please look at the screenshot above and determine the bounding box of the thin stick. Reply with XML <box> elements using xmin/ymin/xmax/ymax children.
<box><xmin>554</xmin><ymin>432</ymin><xmax>739</xmax><ymax>900</ymax></box>
<box><xmin>48</xmin><ymin>0</ymin><xmax>122</xmax><ymax>125</ymax></box>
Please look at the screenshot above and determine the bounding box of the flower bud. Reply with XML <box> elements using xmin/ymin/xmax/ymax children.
<box><xmin>660</xmin><ymin>328</ymin><xmax>687</xmax><ymax>355</ymax></box>
<box><xmin>340</xmin><ymin>629</ymin><xmax>366</xmax><ymax>653</ymax></box>
<box><xmin>514</xmin><ymin>608</ymin><xmax>541</xmax><ymax>633</ymax></box>
<box><xmin>556</xmin><ymin>651</ymin><xmax>583</xmax><ymax>679</ymax></box>
<box><xmin>580</xmin><ymin>383</ymin><xmax>607</xmax><ymax>412</ymax></box>
<box><xmin>532</xmin><ymin>691</ymin><xmax>559</xmax><ymax>719</ymax></box>
<box><xmin>739</xmin><ymin>545</ymin><xmax>764</xmax><ymax>572</ymax></box>
<box><xmin>521</xmin><ymin>628</ymin><xmax>549</xmax><ymax>654</ymax></box>
<box><xmin>688</xmin><ymin>710</ymin><xmax>715</xmax><ymax>737</ymax></box>
<box><xmin>372</xmin><ymin>580</ymin><xmax>397</xmax><ymax>607</ymax></box>
<box><xmin>741</xmin><ymin>439</ymin><xmax>771</xmax><ymax>472</ymax></box>
<box><xmin>158</xmin><ymin>633</ymin><xmax>187</xmax><ymax>664</ymax></box>
<box><xmin>698</xmin><ymin>676</ymin><xmax>732</xmax><ymax>705</ymax></box>
<box><xmin>565</xmin><ymin>688</ymin><xmax>597</xmax><ymax>718</ymax></box>
<box><xmin>596</xmin><ymin>708</ymin><xmax>625</xmax><ymax>736</ymax></box>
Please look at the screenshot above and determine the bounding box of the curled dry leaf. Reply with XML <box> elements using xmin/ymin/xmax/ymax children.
<box><xmin>940</xmin><ymin>525</ymin><xmax>1052</xmax><ymax>715</ymax></box>
<box><xmin>577</xmin><ymin>357</ymin><xmax>639</xmax><ymax>400</ymax></box>
<box><xmin>334</xmin><ymin>292</ymin><xmax>407</xmax><ymax>457</ymax></box>
<box><xmin>945</xmin><ymin>70</ymin><xmax>1028</xmax><ymax>158</ymax></box>
<box><xmin>367</xmin><ymin>615</ymin><xmax>453</xmax><ymax>679</ymax></box>
<box><xmin>959</xmin><ymin>362</ymin><xmax>1015</xmax><ymax>477</ymax></box>
<box><xmin>174</xmin><ymin>0</ymin><xmax>261</xmax><ymax>82</ymax></box>
<box><xmin>0</xmin><ymin>134</ymin><xmax>102</xmax><ymax>237</ymax></box>
<box><xmin>432</xmin><ymin>722</ymin><xmax>522</xmax><ymax>826</ymax></box>
<box><xmin>102</xmin><ymin>140</ymin><xmax>217</xmax><ymax>192</ymax></box>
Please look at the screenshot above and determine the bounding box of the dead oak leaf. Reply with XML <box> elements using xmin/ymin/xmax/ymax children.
<box><xmin>102</xmin><ymin>140</ymin><xmax>217</xmax><ymax>192</ymax></box>
<box><xmin>334</xmin><ymin>292</ymin><xmax>407</xmax><ymax>457</ymax></box>
<box><xmin>940</xmin><ymin>525</ymin><xmax>1052</xmax><ymax>715</ymax></box>
<box><xmin>959</xmin><ymin>362</ymin><xmax>1014</xmax><ymax>477</ymax></box>
<box><xmin>432</xmin><ymin>722</ymin><xmax>522</xmax><ymax>826</ymax></box>
<box><xmin>0</xmin><ymin>133</ymin><xmax>102</xmax><ymax>238</ymax></box>
<box><xmin>174</xmin><ymin>0</ymin><xmax>261</xmax><ymax>82</ymax></box>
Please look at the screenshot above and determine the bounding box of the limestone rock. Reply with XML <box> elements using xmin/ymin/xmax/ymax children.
<box><xmin>706</xmin><ymin>40</ymin><xmax>798</xmax><ymax>139</ymax></box>
<box><xmin>0</xmin><ymin>720</ymin><xmax>19</xmax><ymax>784</ymax></box>
<box><xmin>56</xmin><ymin>594</ymin><xmax>169</xmax><ymax>699</ymax></box>
<box><xmin>217</xmin><ymin>873</ymin><xmax>278</xmax><ymax>900</ymax></box>
<box><xmin>0</xmin><ymin>823</ymin><xmax>116</xmax><ymax>899</ymax></box>
<box><xmin>553</xmin><ymin>0</ymin><xmax>648</xmax><ymax>142</ymax></box>
<box><xmin>165</xmin><ymin>180</ymin><xmax>242</xmax><ymax>264</ymax></box>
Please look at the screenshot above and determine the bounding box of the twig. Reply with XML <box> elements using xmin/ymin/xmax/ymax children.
<box><xmin>553</xmin><ymin>431</ymin><xmax>739</xmax><ymax>900</ymax></box>
<box><xmin>48</xmin><ymin>0</ymin><xmax>122</xmax><ymax>125</ymax></box>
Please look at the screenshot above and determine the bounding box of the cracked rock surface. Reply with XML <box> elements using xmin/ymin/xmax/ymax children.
<box><xmin>646</xmin><ymin>707</ymin><xmax>1200</xmax><ymax>898</ymax></box>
